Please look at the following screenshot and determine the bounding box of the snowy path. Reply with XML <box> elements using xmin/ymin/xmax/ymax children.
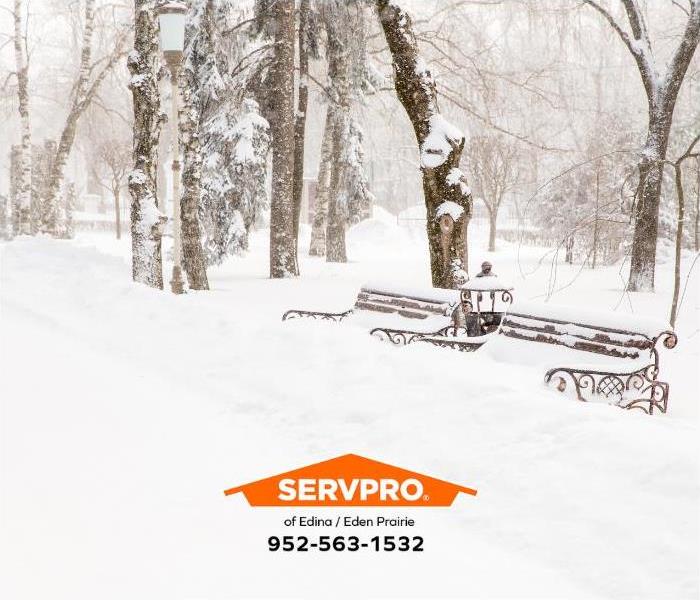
<box><xmin>1</xmin><ymin>228</ymin><xmax>698</xmax><ymax>599</ymax></box>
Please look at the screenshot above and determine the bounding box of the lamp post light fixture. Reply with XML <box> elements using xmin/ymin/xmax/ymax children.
<box><xmin>156</xmin><ymin>1</ymin><xmax>187</xmax><ymax>294</ymax></box>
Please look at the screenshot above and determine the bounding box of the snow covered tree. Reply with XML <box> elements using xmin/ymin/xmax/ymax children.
<box><xmin>9</xmin><ymin>145</ymin><xmax>22</xmax><ymax>236</ymax></box>
<box><xmin>188</xmin><ymin>1</ymin><xmax>272</xmax><ymax>266</ymax></box>
<box><xmin>42</xmin><ymin>0</ymin><xmax>129</xmax><ymax>237</ymax></box>
<box><xmin>0</xmin><ymin>194</ymin><xmax>10</xmax><ymax>241</ymax></box>
<box><xmin>201</xmin><ymin>97</ymin><xmax>271</xmax><ymax>263</ymax></box>
<box><xmin>583</xmin><ymin>0</ymin><xmax>700</xmax><ymax>291</ymax></box>
<box><xmin>467</xmin><ymin>133</ymin><xmax>520</xmax><ymax>252</ymax></box>
<box><xmin>12</xmin><ymin>0</ymin><xmax>31</xmax><ymax>236</ymax></box>
<box><xmin>266</xmin><ymin>0</ymin><xmax>297</xmax><ymax>277</ymax></box>
<box><xmin>308</xmin><ymin>109</ymin><xmax>334</xmax><ymax>256</ymax></box>
<box><xmin>91</xmin><ymin>135</ymin><xmax>131</xmax><ymax>240</ymax></box>
<box><xmin>291</xmin><ymin>0</ymin><xmax>312</xmax><ymax>271</ymax></box>
<box><xmin>533</xmin><ymin>114</ymin><xmax>635</xmax><ymax>267</ymax></box>
<box><xmin>376</xmin><ymin>0</ymin><xmax>472</xmax><ymax>288</ymax></box>
<box><xmin>11</xmin><ymin>141</ymin><xmax>55</xmax><ymax>236</ymax></box>
<box><xmin>308</xmin><ymin>0</ymin><xmax>376</xmax><ymax>259</ymax></box>
<box><xmin>324</xmin><ymin>0</ymin><xmax>353</xmax><ymax>263</ymax></box>
<box><xmin>534</xmin><ymin>174</ymin><xmax>591</xmax><ymax>264</ymax></box>
<box><xmin>666</xmin><ymin>133</ymin><xmax>700</xmax><ymax>327</ymax></box>
<box><xmin>32</xmin><ymin>141</ymin><xmax>55</xmax><ymax>235</ymax></box>
<box><xmin>61</xmin><ymin>182</ymin><xmax>76</xmax><ymax>240</ymax></box>
<box><xmin>345</xmin><ymin>118</ymin><xmax>374</xmax><ymax>224</ymax></box>
<box><xmin>128</xmin><ymin>0</ymin><xmax>167</xmax><ymax>288</ymax></box>
<box><xmin>179</xmin><ymin>0</ymin><xmax>214</xmax><ymax>290</ymax></box>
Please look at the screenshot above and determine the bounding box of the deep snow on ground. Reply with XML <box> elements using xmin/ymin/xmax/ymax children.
<box><xmin>1</xmin><ymin>215</ymin><xmax>698</xmax><ymax>600</ymax></box>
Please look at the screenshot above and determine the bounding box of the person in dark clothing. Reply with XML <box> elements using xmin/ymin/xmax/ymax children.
<box><xmin>465</xmin><ymin>261</ymin><xmax>500</xmax><ymax>335</ymax></box>
<box><xmin>476</xmin><ymin>261</ymin><xmax>495</xmax><ymax>277</ymax></box>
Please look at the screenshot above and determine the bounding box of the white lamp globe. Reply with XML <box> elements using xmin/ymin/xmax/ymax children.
<box><xmin>157</xmin><ymin>1</ymin><xmax>187</xmax><ymax>53</ymax></box>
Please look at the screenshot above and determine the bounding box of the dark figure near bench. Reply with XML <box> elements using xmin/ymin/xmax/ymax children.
<box><xmin>465</xmin><ymin>261</ymin><xmax>501</xmax><ymax>335</ymax></box>
<box><xmin>475</xmin><ymin>261</ymin><xmax>495</xmax><ymax>278</ymax></box>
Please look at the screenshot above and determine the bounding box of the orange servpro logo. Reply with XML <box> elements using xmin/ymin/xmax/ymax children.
<box><xmin>224</xmin><ymin>454</ymin><xmax>476</xmax><ymax>507</ymax></box>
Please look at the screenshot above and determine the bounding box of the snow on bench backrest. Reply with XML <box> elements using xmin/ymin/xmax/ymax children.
<box><xmin>501</xmin><ymin>300</ymin><xmax>673</xmax><ymax>359</ymax></box>
<box><xmin>355</xmin><ymin>282</ymin><xmax>460</xmax><ymax>321</ymax></box>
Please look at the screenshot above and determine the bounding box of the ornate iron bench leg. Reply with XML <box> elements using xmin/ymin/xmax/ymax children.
<box><xmin>282</xmin><ymin>309</ymin><xmax>353</xmax><ymax>322</ymax></box>
<box><xmin>370</xmin><ymin>327</ymin><xmax>432</xmax><ymax>345</ymax></box>
<box><xmin>370</xmin><ymin>325</ymin><xmax>484</xmax><ymax>352</ymax></box>
<box><xmin>370</xmin><ymin>324</ymin><xmax>470</xmax><ymax>344</ymax></box>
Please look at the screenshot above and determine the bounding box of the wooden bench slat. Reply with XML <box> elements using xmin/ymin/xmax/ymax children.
<box><xmin>506</xmin><ymin>309</ymin><xmax>664</xmax><ymax>340</ymax></box>
<box><xmin>359</xmin><ymin>286</ymin><xmax>459</xmax><ymax>306</ymax></box>
<box><xmin>355</xmin><ymin>293</ymin><xmax>453</xmax><ymax>316</ymax></box>
<box><xmin>502</xmin><ymin>315</ymin><xmax>653</xmax><ymax>351</ymax></box>
<box><xmin>353</xmin><ymin>300</ymin><xmax>434</xmax><ymax>319</ymax></box>
<box><xmin>500</xmin><ymin>327</ymin><xmax>642</xmax><ymax>359</ymax></box>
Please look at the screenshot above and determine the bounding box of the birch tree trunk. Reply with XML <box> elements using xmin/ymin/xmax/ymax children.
<box><xmin>180</xmin><ymin>70</ymin><xmax>209</xmax><ymax>290</ymax></box>
<box><xmin>41</xmin><ymin>0</ymin><xmax>95</xmax><ymax>234</ymax></box>
<box><xmin>0</xmin><ymin>195</ymin><xmax>9</xmax><ymax>240</ymax></box>
<box><xmin>291</xmin><ymin>0</ymin><xmax>310</xmax><ymax>273</ymax></box>
<box><xmin>127</xmin><ymin>0</ymin><xmax>166</xmax><ymax>288</ymax></box>
<box><xmin>113</xmin><ymin>183</ymin><xmax>121</xmax><ymax>240</ymax></box>
<box><xmin>324</xmin><ymin>5</ymin><xmax>351</xmax><ymax>264</ymax></box>
<box><xmin>268</xmin><ymin>0</ymin><xmax>297</xmax><ymax>278</ymax></box>
<box><xmin>326</xmin><ymin>106</ymin><xmax>348</xmax><ymax>262</ymax></box>
<box><xmin>43</xmin><ymin>0</ymin><xmax>127</xmax><ymax>236</ymax></box>
<box><xmin>308</xmin><ymin>104</ymin><xmax>335</xmax><ymax>256</ymax></box>
<box><xmin>376</xmin><ymin>0</ymin><xmax>471</xmax><ymax>288</ymax></box>
<box><xmin>13</xmin><ymin>0</ymin><xmax>31</xmax><ymax>235</ymax></box>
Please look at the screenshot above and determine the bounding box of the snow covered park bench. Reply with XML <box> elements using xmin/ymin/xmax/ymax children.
<box><xmin>377</xmin><ymin>300</ymin><xmax>677</xmax><ymax>415</ymax></box>
<box><xmin>283</xmin><ymin>284</ymin><xmax>676</xmax><ymax>414</ymax></box>
<box><xmin>282</xmin><ymin>283</ymin><xmax>464</xmax><ymax>333</ymax></box>
<box><xmin>509</xmin><ymin>304</ymin><xmax>677</xmax><ymax>415</ymax></box>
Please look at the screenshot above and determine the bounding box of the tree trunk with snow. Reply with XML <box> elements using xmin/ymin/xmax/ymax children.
<box><xmin>695</xmin><ymin>159</ymin><xmax>699</xmax><ymax>252</ymax></box>
<box><xmin>308</xmin><ymin>107</ymin><xmax>334</xmax><ymax>256</ymax></box>
<box><xmin>127</xmin><ymin>0</ymin><xmax>166</xmax><ymax>289</ymax></box>
<box><xmin>179</xmin><ymin>70</ymin><xmax>209</xmax><ymax>290</ymax></box>
<box><xmin>113</xmin><ymin>184</ymin><xmax>121</xmax><ymax>240</ymax></box>
<box><xmin>62</xmin><ymin>183</ymin><xmax>75</xmax><ymax>240</ymax></box>
<box><xmin>13</xmin><ymin>0</ymin><xmax>31</xmax><ymax>235</ymax></box>
<box><xmin>324</xmin><ymin>6</ymin><xmax>351</xmax><ymax>264</ymax></box>
<box><xmin>668</xmin><ymin>134</ymin><xmax>700</xmax><ymax>327</ymax></box>
<box><xmin>627</xmin><ymin>116</ymin><xmax>671</xmax><ymax>291</ymax></box>
<box><xmin>41</xmin><ymin>0</ymin><xmax>96</xmax><ymax>234</ymax></box>
<box><xmin>43</xmin><ymin>0</ymin><xmax>127</xmax><ymax>237</ymax></box>
<box><xmin>565</xmin><ymin>235</ymin><xmax>574</xmax><ymax>265</ymax></box>
<box><xmin>376</xmin><ymin>0</ymin><xmax>471</xmax><ymax>288</ymax></box>
<box><xmin>0</xmin><ymin>195</ymin><xmax>10</xmax><ymax>240</ymax></box>
<box><xmin>584</xmin><ymin>0</ymin><xmax>700</xmax><ymax>291</ymax></box>
<box><xmin>670</xmin><ymin>162</ymin><xmax>685</xmax><ymax>328</ymax></box>
<box><xmin>487</xmin><ymin>210</ymin><xmax>497</xmax><ymax>252</ymax></box>
<box><xmin>326</xmin><ymin>107</ymin><xmax>348</xmax><ymax>263</ymax></box>
<box><xmin>291</xmin><ymin>0</ymin><xmax>310</xmax><ymax>273</ymax></box>
<box><xmin>268</xmin><ymin>0</ymin><xmax>297</xmax><ymax>278</ymax></box>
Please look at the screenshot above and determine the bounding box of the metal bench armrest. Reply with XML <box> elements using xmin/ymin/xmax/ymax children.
<box><xmin>545</xmin><ymin>364</ymin><xmax>669</xmax><ymax>415</ymax></box>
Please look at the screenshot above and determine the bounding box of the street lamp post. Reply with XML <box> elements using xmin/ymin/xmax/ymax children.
<box><xmin>156</xmin><ymin>1</ymin><xmax>187</xmax><ymax>294</ymax></box>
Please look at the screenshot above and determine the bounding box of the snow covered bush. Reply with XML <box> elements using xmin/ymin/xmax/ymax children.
<box><xmin>183</xmin><ymin>0</ymin><xmax>273</xmax><ymax>265</ymax></box>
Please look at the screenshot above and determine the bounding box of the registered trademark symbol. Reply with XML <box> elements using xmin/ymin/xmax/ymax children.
<box><xmin>423</xmin><ymin>494</ymin><xmax>429</xmax><ymax>501</ymax></box>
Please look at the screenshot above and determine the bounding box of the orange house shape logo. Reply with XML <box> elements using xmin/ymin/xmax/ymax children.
<box><xmin>224</xmin><ymin>454</ymin><xmax>477</xmax><ymax>507</ymax></box>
